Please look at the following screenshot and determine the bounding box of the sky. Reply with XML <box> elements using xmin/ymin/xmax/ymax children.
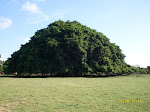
<box><xmin>0</xmin><ymin>0</ymin><xmax>150</xmax><ymax>68</ymax></box>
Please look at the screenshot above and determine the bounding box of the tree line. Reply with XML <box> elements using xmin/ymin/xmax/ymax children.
<box><xmin>3</xmin><ymin>20</ymin><xmax>150</xmax><ymax>77</ymax></box>
<box><xmin>0</xmin><ymin>54</ymin><xmax>4</xmax><ymax>74</ymax></box>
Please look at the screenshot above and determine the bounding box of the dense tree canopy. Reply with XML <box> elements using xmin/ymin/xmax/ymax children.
<box><xmin>4</xmin><ymin>20</ymin><xmax>147</xmax><ymax>77</ymax></box>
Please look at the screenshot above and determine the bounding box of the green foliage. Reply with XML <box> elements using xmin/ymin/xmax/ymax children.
<box><xmin>4</xmin><ymin>20</ymin><xmax>147</xmax><ymax>76</ymax></box>
<box><xmin>0</xmin><ymin>54</ymin><xmax>4</xmax><ymax>73</ymax></box>
<box><xmin>0</xmin><ymin>65</ymin><xmax>3</xmax><ymax>73</ymax></box>
<box><xmin>147</xmin><ymin>66</ymin><xmax>150</xmax><ymax>74</ymax></box>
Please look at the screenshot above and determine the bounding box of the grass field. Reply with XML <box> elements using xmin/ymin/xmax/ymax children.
<box><xmin>0</xmin><ymin>74</ymin><xmax>150</xmax><ymax>112</ymax></box>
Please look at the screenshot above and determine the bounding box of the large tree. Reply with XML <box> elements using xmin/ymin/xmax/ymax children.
<box><xmin>4</xmin><ymin>20</ymin><xmax>140</xmax><ymax>76</ymax></box>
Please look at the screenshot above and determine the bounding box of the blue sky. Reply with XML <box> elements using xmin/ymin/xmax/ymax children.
<box><xmin>0</xmin><ymin>0</ymin><xmax>150</xmax><ymax>67</ymax></box>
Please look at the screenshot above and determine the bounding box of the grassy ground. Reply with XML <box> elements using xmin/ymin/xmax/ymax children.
<box><xmin>0</xmin><ymin>74</ymin><xmax>150</xmax><ymax>112</ymax></box>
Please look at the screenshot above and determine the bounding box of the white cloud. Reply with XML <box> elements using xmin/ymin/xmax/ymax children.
<box><xmin>27</xmin><ymin>9</ymin><xmax>69</xmax><ymax>24</ymax></box>
<box><xmin>22</xmin><ymin>1</ymin><xmax>42</xmax><ymax>14</ymax></box>
<box><xmin>11</xmin><ymin>0</ymin><xmax>18</xmax><ymax>3</ymax></box>
<box><xmin>27</xmin><ymin>14</ymin><xmax>49</xmax><ymax>24</ymax></box>
<box><xmin>24</xmin><ymin>37</ymin><xmax>30</xmax><ymax>42</ymax></box>
<box><xmin>22</xmin><ymin>1</ymin><xmax>49</xmax><ymax>24</ymax></box>
<box><xmin>32</xmin><ymin>0</ymin><xmax>46</xmax><ymax>2</ymax></box>
<box><xmin>0</xmin><ymin>16</ymin><xmax>12</xmax><ymax>30</ymax></box>
<box><xmin>22</xmin><ymin>1</ymin><xmax>69</xmax><ymax>24</ymax></box>
<box><xmin>51</xmin><ymin>10</ymin><xmax>69</xmax><ymax>20</ymax></box>
<box><xmin>20</xmin><ymin>37</ymin><xmax>30</xmax><ymax>43</ymax></box>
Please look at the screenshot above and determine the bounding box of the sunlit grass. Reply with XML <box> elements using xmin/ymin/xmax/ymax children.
<box><xmin>0</xmin><ymin>74</ymin><xmax>150</xmax><ymax>112</ymax></box>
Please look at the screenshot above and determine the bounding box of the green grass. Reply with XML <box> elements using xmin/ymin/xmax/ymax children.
<box><xmin>0</xmin><ymin>74</ymin><xmax>150</xmax><ymax>112</ymax></box>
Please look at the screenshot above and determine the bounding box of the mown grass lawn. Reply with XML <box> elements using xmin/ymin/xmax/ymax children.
<box><xmin>0</xmin><ymin>74</ymin><xmax>150</xmax><ymax>112</ymax></box>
